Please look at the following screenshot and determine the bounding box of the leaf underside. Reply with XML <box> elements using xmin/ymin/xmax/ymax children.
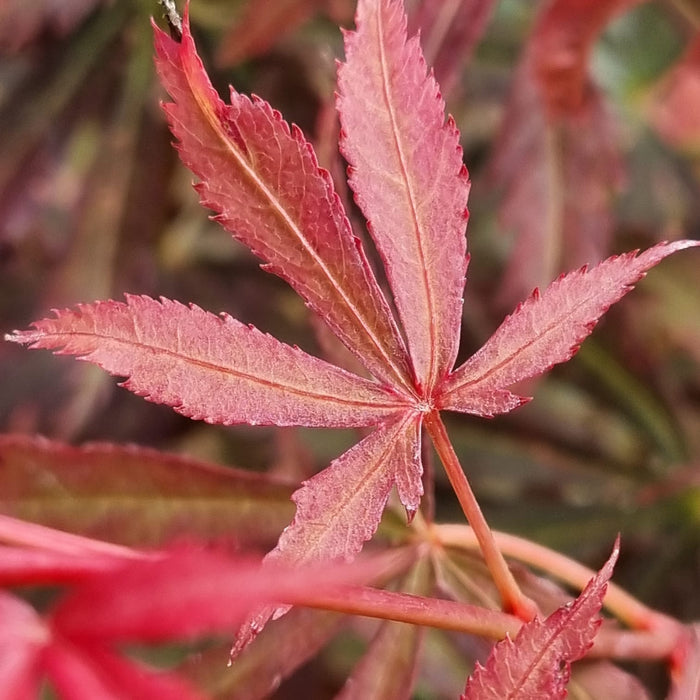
<box><xmin>440</xmin><ymin>241</ymin><xmax>700</xmax><ymax>414</ymax></box>
<box><xmin>339</xmin><ymin>0</ymin><xmax>470</xmax><ymax>392</ymax></box>
<box><xmin>7</xmin><ymin>295</ymin><xmax>406</xmax><ymax>428</ymax></box>
<box><xmin>153</xmin><ymin>10</ymin><xmax>413</xmax><ymax>392</ymax></box>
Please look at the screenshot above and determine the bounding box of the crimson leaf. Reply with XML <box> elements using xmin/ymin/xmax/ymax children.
<box><xmin>462</xmin><ymin>539</ymin><xmax>619</xmax><ymax>700</ymax></box>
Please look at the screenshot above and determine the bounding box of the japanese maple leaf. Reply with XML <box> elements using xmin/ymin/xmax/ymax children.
<box><xmin>6</xmin><ymin>0</ymin><xmax>698</xmax><ymax>640</ymax></box>
<box><xmin>462</xmin><ymin>540</ymin><xmax>619</xmax><ymax>700</ymax></box>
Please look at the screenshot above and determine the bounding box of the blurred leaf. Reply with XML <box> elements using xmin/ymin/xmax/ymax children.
<box><xmin>337</xmin><ymin>557</ymin><xmax>431</xmax><ymax>699</ymax></box>
<box><xmin>0</xmin><ymin>434</ymin><xmax>295</xmax><ymax>547</ymax></box>
<box><xmin>668</xmin><ymin>623</ymin><xmax>700</xmax><ymax>700</ymax></box>
<box><xmin>0</xmin><ymin>0</ymin><xmax>107</xmax><ymax>53</ymax></box>
<box><xmin>649</xmin><ymin>35</ymin><xmax>700</xmax><ymax>153</ymax></box>
<box><xmin>570</xmin><ymin>660</ymin><xmax>651</xmax><ymax>699</ymax></box>
<box><xmin>408</xmin><ymin>0</ymin><xmax>497</xmax><ymax>98</ymax></box>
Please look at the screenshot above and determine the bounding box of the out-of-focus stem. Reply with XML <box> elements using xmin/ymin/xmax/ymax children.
<box><xmin>434</xmin><ymin>523</ymin><xmax>686</xmax><ymax>658</ymax></box>
<box><xmin>424</xmin><ymin>411</ymin><xmax>537</xmax><ymax>621</ymax></box>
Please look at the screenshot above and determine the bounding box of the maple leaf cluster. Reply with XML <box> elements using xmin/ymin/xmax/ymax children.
<box><xmin>2</xmin><ymin>0</ymin><xmax>699</xmax><ymax>696</ymax></box>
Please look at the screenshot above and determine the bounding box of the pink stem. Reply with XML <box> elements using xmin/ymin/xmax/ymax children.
<box><xmin>423</xmin><ymin>411</ymin><xmax>537</xmax><ymax>621</ymax></box>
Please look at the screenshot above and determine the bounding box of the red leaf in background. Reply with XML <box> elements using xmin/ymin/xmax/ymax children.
<box><xmin>530</xmin><ymin>0</ymin><xmax>643</xmax><ymax>119</ymax></box>
<box><xmin>216</xmin><ymin>0</ymin><xmax>319</xmax><ymax>66</ymax></box>
<box><xmin>41</xmin><ymin>641</ymin><xmax>204</xmax><ymax>700</ymax></box>
<box><xmin>490</xmin><ymin>67</ymin><xmax>625</xmax><ymax>307</ymax></box>
<box><xmin>439</xmin><ymin>241</ymin><xmax>699</xmax><ymax>414</ymax></box>
<box><xmin>489</xmin><ymin>0</ymin><xmax>640</xmax><ymax>306</ymax></box>
<box><xmin>0</xmin><ymin>515</ymin><xmax>419</xmax><ymax>698</ymax></box>
<box><xmin>339</xmin><ymin>0</ymin><xmax>470</xmax><ymax>392</ymax></box>
<box><xmin>668</xmin><ymin>623</ymin><xmax>700</xmax><ymax>700</ymax></box>
<box><xmin>462</xmin><ymin>539</ymin><xmax>619</xmax><ymax>700</ymax></box>
<box><xmin>407</xmin><ymin>0</ymin><xmax>497</xmax><ymax>98</ymax></box>
<box><xmin>8</xmin><ymin>295</ymin><xmax>405</xmax><ymax>428</ymax></box>
<box><xmin>0</xmin><ymin>512</ymin><xmax>154</xmax><ymax>586</ymax></box>
<box><xmin>649</xmin><ymin>35</ymin><xmax>700</xmax><ymax>152</ymax></box>
<box><xmin>0</xmin><ymin>434</ymin><xmax>295</xmax><ymax>548</ymax></box>
<box><xmin>215</xmin><ymin>0</ymin><xmax>355</xmax><ymax>68</ymax></box>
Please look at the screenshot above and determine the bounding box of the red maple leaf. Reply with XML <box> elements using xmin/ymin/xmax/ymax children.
<box><xmin>6</xmin><ymin>0</ymin><xmax>698</xmax><ymax>655</ymax></box>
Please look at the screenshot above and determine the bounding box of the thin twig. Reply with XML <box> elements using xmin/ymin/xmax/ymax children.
<box><xmin>158</xmin><ymin>0</ymin><xmax>183</xmax><ymax>40</ymax></box>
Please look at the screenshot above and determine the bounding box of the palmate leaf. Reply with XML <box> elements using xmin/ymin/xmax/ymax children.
<box><xmin>461</xmin><ymin>541</ymin><xmax>619</xmax><ymax>700</ymax></box>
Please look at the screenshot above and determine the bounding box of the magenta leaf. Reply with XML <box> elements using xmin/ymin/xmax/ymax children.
<box><xmin>0</xmin><ymin>546</ymin><xmax>137</xmax><ymax>586</ymax></box>
<box><xmin>7</xmin><ymin>295</ymin><xmax>406</xmax><ymax>428</ymax></box>
<box><xmin>42</xmin><ymin>641</ymin><xmax>204</xmax><ymax>700</ymax></box>
<box><xmin>153</xmin><ymin>9</ymin><xmax>412</xmax><ymax>392</ymax></box>
<box><xmin>338</xmin><ymin>0</ymin><xmax>470</xmax><ymax>391</ymax></box>
<box><xmin>439</xmin><ymin>241</ymin><xmax>700</xmax><ymax>414</ymax></box>
<box><xmin>668</xmin><ymin>623</ymin><xmax>700</xmax><ymax>700</ymax></box>
<box><xmin>462</xmin><ymin>539</ymin><xmax>620</xmax><ymax>700</ymax></box>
